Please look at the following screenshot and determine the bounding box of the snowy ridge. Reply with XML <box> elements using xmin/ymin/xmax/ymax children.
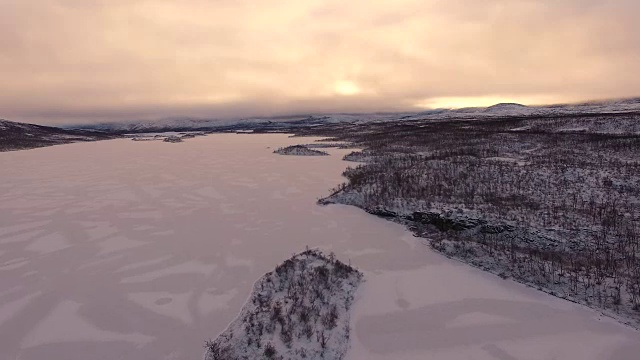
<box><xmin>204</xmin><ymin>249</ymin><xmax>363</xmax><ymax>360</ymax></box>
<box><xmin>76</xmin><ymin>117</ymin><xmax>272</xmax><ymax>133</ymax></box>
<box><xmin>408</xmin><ymin>98</ymin><xmax>640</xmax><ymax>121</ymax></box>
<box><xmin>65</xmin><ymin>113</ymin><xmax>413</xmax><ymax>133</ymax></box>
<box><xmin>60</xmin><ymin>97</ymin><xmax>640</xmax><ymax>134</ymax></box>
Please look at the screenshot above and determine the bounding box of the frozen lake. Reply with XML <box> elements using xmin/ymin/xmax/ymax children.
<box><xmin>1</xmin><ymin>134</ymin><xmax>639</xmax><ymax>360</ymax></box>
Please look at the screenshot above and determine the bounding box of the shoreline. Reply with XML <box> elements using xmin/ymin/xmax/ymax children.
<box><xmin>319</xmin><ymin>188</ymin><xmax>640</xmax><ymax>331</ymax></box>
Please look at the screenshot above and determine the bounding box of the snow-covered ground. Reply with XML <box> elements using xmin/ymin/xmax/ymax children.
<box><xmin>0</xmin><ymin>134</ymin><xmax>639</xmax><ymax>360</ymax></box>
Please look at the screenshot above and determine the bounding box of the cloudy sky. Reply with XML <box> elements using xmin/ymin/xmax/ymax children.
<box><xmin>1</xmin><ymin>0</ymin><xmax>639</xmax><ymax>124</ymax></box>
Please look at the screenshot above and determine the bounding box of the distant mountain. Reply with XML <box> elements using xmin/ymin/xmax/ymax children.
<box><xmin>0</xmin><ymin>119</ymin><xmax>116</xmax><ymax>152</ymax></box>
<box><xmin>403</xmin><ymin>97</ymin><xmax>640</xmax><ymax>121</ymax></box>
<box><xmin>64</xmin><ymin>113</ymin><xmax>416</xmax><ymax>133</ymax></box>
<box><xmin>413</xmin><ymin>108</ymin><xmax>451</xmax><ymax>117</ymax></box>
<box><xmin>487</xmin><ymin>102</ymin><xmax>527</xmax><ymax>108</ymax></box>
<box><xmin>59</xmin><ymin>97</ymin><xmax>640</xmax><ymax>134</ymax></box>
<box><xmin>481</xmin><ymin>103</ymin><xmax>532</xmax><ymax>117</ymax></box>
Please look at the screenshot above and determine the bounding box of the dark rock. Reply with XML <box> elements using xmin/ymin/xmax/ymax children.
<box><xmin>366</xmin><ymin>206</ymin><xmax>398</xmax><ymax>218</ymax></box>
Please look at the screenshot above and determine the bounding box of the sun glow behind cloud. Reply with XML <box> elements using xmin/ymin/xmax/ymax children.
<box><xmin>0</xmin><ymin>0</ymin><xmax>639</xmax><ymax>124</ymax></box>
<box><xmin>333</xmin><ymin>81</ymin><xmax>361</xmax><ymax>96</ymax></box>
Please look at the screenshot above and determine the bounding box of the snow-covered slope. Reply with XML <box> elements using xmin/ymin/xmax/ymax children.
<box><xmin>484</xmin><ymin>102</ymin><xmax>531</xmax><ymax>115</ymax></box>
<box><xmin>0</xmin><ymin>119</ymin><xmax>114</xmax><ymax>151</ymax></box>
<box><xmin>407</xmin><ymin>98</ymin><xmax>640</xmax><ymax>121</ymax></box>
<box><xmin>204</xmin><ymin>249</ymin><xmax>363</xmax><ymax>360</ymax></box>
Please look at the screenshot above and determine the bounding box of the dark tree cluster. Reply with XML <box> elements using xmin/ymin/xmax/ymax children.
<box><xmin>274</xmin><ymin>145</ymin><xmax>329</xmax><ymax>156</ymax></box>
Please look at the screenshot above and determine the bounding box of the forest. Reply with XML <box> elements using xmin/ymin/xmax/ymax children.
<box><xmin>297</xmin><ymin>112</ymin><xmax>640</xmax><ymax>327</ymax></box>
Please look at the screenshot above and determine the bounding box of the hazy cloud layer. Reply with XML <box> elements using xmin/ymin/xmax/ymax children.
<box><xmin>1</xmin><ymin>0</ymin><xmax>639</xmax><ymax>124</ymax></box>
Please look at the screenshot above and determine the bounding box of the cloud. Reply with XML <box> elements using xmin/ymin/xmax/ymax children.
<box><xmin>1</xmin><ymin>0</ymin><xmax>638</xmax><ymax>124</ymax></box>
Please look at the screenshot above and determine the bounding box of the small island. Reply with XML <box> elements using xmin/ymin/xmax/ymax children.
<box><xmin>204</xmin><ymin>249</ymin><xmax>363</xmax><ymax>360</ymax></box>
<box><xmin>274</xmin><ymin>145</ymin><xmax>329</xmax><ymax>156</ymax></box>
<box><xmin>163</xmin><ymin>135</ymin><xmax>183</xmax><ymax>143</ymax></box>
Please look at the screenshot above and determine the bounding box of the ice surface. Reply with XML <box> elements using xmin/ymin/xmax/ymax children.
<box><xmin>0</xmin><ymin>292</ymin><xmax>41</xmax><ymax>327</ymax></box>
<box><xmin>120</xmin><ymin>260</ymin><xmax>217</xmax><ymax>284</ymax></box>
<box><xmin>97</xmin><ymin>236</ymin><xmax>148</xmax><ymax>254</ymax></box>
<box><xmin>0</xmin><ymin>220</ymin><xmax>52</xmax><ymax>237</ymax></box>
<box><xmin>25</xmin><ymin>233</ymin><xmax>71</xmax><ymax>254</ymax></box>
<box><xmin>0</xmin><ymin>229</ymin><xmax>45</xmax><ymax>245</ymax></box>
<box><xmin>0</xmin><ymin>134</ymin><xmax>639</xmax><ymax>360</ymax></box>
<box><xmin>197</xmin><ymin>288</ymin><xmax>239</xmax><ymax>315</ymax></box>
<box><xmin>128</xmin><ymin>291</ymin><xmax>194</xmax><ymax>324</ymax></box>
<box><xmin>446</xmin><ymin>312</ymin><xmax>515</xmax><ymax>328</ymax></box>
<box><xmin>21</xmin><ymin>300</ymin><xmax>154</xmax><ymax>347</ymax></box>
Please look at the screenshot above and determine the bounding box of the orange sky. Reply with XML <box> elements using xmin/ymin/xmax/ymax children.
<box><xmin>1</xmin><ymin>0</ymin><xmax>639</xmax><ymax>124</ymax></box>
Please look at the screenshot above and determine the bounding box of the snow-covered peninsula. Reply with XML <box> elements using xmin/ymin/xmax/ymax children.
<box><xmin>204</xmin><ymin>249</ymin><xmax>363</xmax><ymax>360</ymax></box>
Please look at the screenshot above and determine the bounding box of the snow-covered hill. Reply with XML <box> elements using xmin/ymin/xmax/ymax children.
<box><xmin>204</xmin><ymin>249</ymin><xmax>363</xmax><ymax>360</ymax></box>
<box><xmin>0</xmin><ymin>119</ymin><xmax>115</xmax><ymax>152</ymax></box>
<box><xmin>407</xmin><ymin>98</ymin><xmax>640</xmax><ymax>121</ymax></box>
